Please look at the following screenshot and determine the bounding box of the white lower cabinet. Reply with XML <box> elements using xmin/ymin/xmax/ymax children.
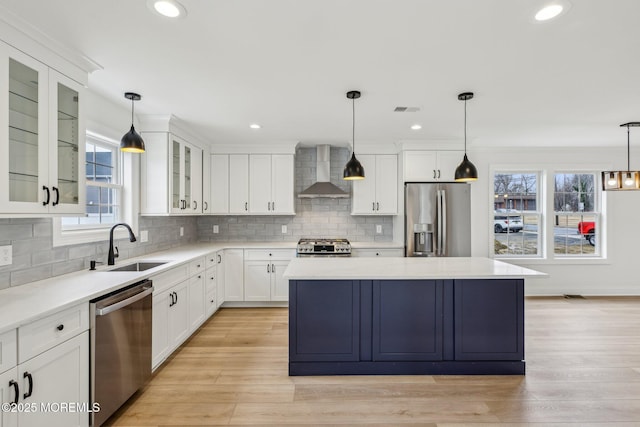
<box><xmin>0</xmin><ymin>367</ymin><xmax>17</xmax><ymax>427</ymax></box>
<box><xmin>17</xmin><ymin>332</ymin><xmax>89</xmax><ymax>427</ymax></box>
<box><xmin>215</xmin><ymin>251</ymin><xmax>225</xmax><ymax>308</ymax></box>
<box><xmin>0</xmin><ymin>303</ymin><xmax>90</xmax><ymax>427</ymax></box>
<box><xmin>188</xmin><ymin>274</ymin><xmax>205</xmax><ymax>332</ymax></box>
<box><xmin>204</xmin><ymin>252</ymin><xmax>218</xmax><ymax>317</ymax></box>
<box><xmin>223</xmin><ymin>249</ymin><xmax>244</xmax><ymax>302</ymax></box>
<box><xmin>243</xmin><ymin>249</ymin><xmax>293</xmax><ymax>301</ymax></box>
<box><xmin>152</xmin><ymin>280</ymin><xmax>189</xmax><ymax>370</ymax></box>
<box><xmin>187</xmin><ymin>257</ymin><xmax>206</xmax><ymax>332</ymax></box>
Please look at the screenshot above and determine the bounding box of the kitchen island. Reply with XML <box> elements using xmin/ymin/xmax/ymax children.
<box><xmin>284</xmin><ymin>257</ymin><xmax>545</xmax><ymax>376</ymax></box>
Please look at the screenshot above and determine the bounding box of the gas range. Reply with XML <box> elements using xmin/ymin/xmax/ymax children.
<box><xmin>296</xmin><ymin>238</ymin><xmax>351</xmax><ymax>257</ymax></box>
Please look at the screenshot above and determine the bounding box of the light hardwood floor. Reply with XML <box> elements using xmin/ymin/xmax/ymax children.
<box><xmin>106</xmin><ymin>297</ymin><xmax>640</xmax><ymax>426</ymax></box>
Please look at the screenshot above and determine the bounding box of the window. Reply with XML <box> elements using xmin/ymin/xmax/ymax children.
<box><xmin>493</xmin><ymin>172</ymin><xmax>541</xmax><ymax>257</ymax></box>
<box><xmin>553</xmin><ymin>173</ymin><xmax>599</xmax><ymax>256</ymax></box>
<box><xmin>53</xmin><ymin>130</ymin><xmax>137</xmax><ymax>247</ymax></box>
<box><xmin>61</xmin><ymin>134</ymin><xmax>122</xmax><ymax>229</ymax></box>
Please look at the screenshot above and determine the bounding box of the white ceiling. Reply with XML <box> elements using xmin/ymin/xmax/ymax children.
<box><xmin>2</xmin><ymin>0</ymin><xmax>640</xmax><ymax>149</ymax></box>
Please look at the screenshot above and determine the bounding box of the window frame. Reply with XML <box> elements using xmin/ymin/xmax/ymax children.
<box><xmin>552</xmin><ymin>172</ymin><xmax>601</xmax><ymax>258</ymax></box>
<box><xmin>489</xmin><ymin>164</ymin><xmax>607</xmax><ymax>264</ymax></box>
<box><xmin>491</xmin><ymin>170</ymin><xmax>544</xmax><ymax>259</ymax></box>
<box><xmin>53</xmin><ymin>130</ymin><xmax>138</xmax><ymax>247</ymax></box>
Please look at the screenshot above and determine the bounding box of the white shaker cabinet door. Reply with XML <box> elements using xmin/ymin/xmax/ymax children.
<box><xmin>271</xmin><ymin>154</ymin><xmax>294</xmax><ymax>214</ymax></box>
<box><xmin>374</xmin><ymin>154</ymin><xmax>397</xmax><ymax>214</ymax></box>
<box><xmin>18</xmin><ymin>332</ymin><xmax>89</xmax><ymax>427</ymax></box>
<box><xmin>351</xmin><ymin>154</ymin><xmax>376</xmax><ymax>214</ymax></box>
<box><xmin>210</xmin><ymin>154</ymin><xmax>230</xmax><ymax>214</ymax></box>
<box><xmin>249</xmin><ymin>154</ymin><xmax>272</xmax><ymax>214</ymax></box>
<box><xmin>0</xmin><ymin>368</ymin><xmax>18</xmax><ymax>427</ymax></box>
<box><xmin>229</xmin><ymin>154</ymin><xmax>249</xmax><ymax>214</ymax></box>
<box><xmin>244</xmin><ymin>261</ymin><xmax>271</xmax><ymax>301</ymax></box>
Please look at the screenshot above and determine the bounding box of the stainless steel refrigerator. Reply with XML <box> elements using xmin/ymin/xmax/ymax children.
<box><xmin>405</xmin><ymin>182</ymin><xmax>471</xmax><ymax>257</ymax></box>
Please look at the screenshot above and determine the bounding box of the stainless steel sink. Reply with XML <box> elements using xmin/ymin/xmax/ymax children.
<box><xmin>108</xmin><ymin>262</ymin><xmax>167</xmax><ymax>272</ymax></box>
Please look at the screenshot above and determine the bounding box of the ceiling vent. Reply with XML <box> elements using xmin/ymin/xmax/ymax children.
<box><xmin>394</xmin><ymin>106</ymin><xmax>420</xmax><ymax>112</ymax></box>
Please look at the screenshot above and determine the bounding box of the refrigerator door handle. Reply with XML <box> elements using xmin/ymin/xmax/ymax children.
<box><xmin>441</xmin><ymin>189</ymin><xmax>447</xmax><ymax>256</ymax></box>
<box><xmin>436</xmin><ymin>189</ymin><xmax>442</xmax><ymax>256</ymax></box>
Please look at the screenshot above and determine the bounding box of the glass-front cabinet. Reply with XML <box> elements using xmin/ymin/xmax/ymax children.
<box><xmin>170</xmin><ymin>136</ymin><xmax>201</xmax><ymax>214</ymax></box>
<box><xmin>0</xmin><ymin>42</ymin><xmax>85</xmax><ymax>214</ymax></box>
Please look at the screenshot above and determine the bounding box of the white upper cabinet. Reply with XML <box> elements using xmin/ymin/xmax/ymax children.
<box><xmin>403</xmin><ymin>150</ymin><xmax>463</xmax><ymax>182</ymax></box>
<box><xmin>0</xmin><ymin>42</ymin><xmax>85</xmax><ymax>214</ymax></box>
<box><xmin>210</xmin><ymin>153</ymin><xmax>294</xmax><ymax>215</ymax></box>
<box><xmin>210</xmin><ymin>154</ymin><xmax>229</xmax><ymax>214</ymax></box>
<box><xmin>229</xmin><ymin>154</ymin><xmax>249</xmax><ymax>214</ymax></box>
<box><xmin>140</xmin><ymin>125</ymin><xmax>205</xmax><ymax>216</ymax></box>
<box><xmin>249</xmin><ymin>154</ymin><xmax>294</xmax><ymax>215</ymax></box>
<box><xmin>169</xmin><ymin>137</ymin><xmax>203</xmax><ymax>214</ymax></box>
<box><xmin>351</xmin><ymin>154</ymin><xmax>398</xmax><ymax>215</ymax></box>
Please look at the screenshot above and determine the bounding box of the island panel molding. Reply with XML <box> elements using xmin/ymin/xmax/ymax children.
<box><xmin>288</xmin><ymin>276</ymin><xmax>528</xmax><ymax>375</ymax></box>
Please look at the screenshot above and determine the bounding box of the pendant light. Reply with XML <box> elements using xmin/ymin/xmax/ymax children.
<box><xmin>120</xmin><ymin>92</ymin><xmax>146</xmax><ymax>153</ymax></box>
<box><xmin>602</xmin><ymin>122</ymin><xmax>640</xmax><ymax>191</ymax></box>
<box><xmin>454</xmin><ymin>92</ymin><xmax>478</xmax><ymax>182</ymax></box>
<box><xmin>343</xmin><ymin>90</ymin><xmax>365</xmax><ymax>180</ymax></box>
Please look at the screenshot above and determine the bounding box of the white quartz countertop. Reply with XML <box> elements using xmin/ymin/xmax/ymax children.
<box><xmin>283</xmin><ymin>257</ymin><xmax>547</xmax><ymax>280</ymax></box>
<box><xmin>0</xmin><ymin>241</ymin><xmax>298</xmax><ymax>334</ymax></box>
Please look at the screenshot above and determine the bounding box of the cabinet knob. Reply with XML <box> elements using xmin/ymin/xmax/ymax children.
<box><xmin>56</xmin><ymin>324</ymin><xmax>64</xmax><ymax>331</ymax></box>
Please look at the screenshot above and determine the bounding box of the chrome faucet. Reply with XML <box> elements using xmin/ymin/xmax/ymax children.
<box><xmin>107</xmin><ymin>223</ymin><xmax>137</xmax><ymax>265</ymax></box>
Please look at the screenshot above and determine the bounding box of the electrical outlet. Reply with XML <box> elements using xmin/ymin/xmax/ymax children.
<box><xmin>180</xmin><ymin>226</ymin><xmax>184</xmax><ymax>237</ymax></box>
<box><xmin>281</xmin><ymin>225</ymin><xmax>287</xmax><ymax>234</ymax></box>
<box><xmin>0</xmin><ymin>245</ymin><xmax>12</xmax><ymax>266</ymax></box>
<box><xmin>213</xmin><ymin>225</ymin><xmax>219</xmax><ymax>234</ymax></box>
<box><xmin>376</xmin><ymin>225</ymin><xmax>382</xmax><ymax>234</ymax></box>
<box><xmin>140</xmin><ymin>230</ymin><xmax>149</xmax><ymax>243</ymax></box>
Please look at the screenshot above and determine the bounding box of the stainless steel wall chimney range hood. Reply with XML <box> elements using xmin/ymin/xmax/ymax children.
<box><xmin>298</xmin><ymin>145</ymin><xmax>349</xmax><ymax>198</ymax></box>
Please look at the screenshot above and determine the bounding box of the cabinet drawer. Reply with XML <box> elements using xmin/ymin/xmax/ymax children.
<box><xmin>244</xmin><ymin>249</ymin><xmax>295</xmax><ymax>261</ymax></box>
<box><xmin>190</xmin><ymin>257</ymin><xmax>205</xmax><ymax>275</ymax></box>
<box><xmin>18</xmin><ymin>303</ymin><xmax>89</xmax><ymax>363</ymax></box>
<box><xmin>205</xmin><ymin>252</ymin><xmax>218</xmax><ymax>269</ymax></box>
<box><xmin>152</xmin><ymin>264</ymin><xmax>189</xmax><ymax>293</ymax></box>
<box><xmin>0</xmin><ymin>329</ymin><xmax>17</xmax><ymax>374</ymax></box>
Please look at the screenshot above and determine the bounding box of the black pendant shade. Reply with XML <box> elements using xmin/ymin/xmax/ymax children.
<box><xmin>454</xmin><ymin>92</ymin><xmax>478</xmax><ymax>182</ymax></box>
<box><xmin>454</xmin><ymin>153</ymin><xmax>478</xmax><ymax>182</ymax></box>
<box><xmin>120</xmin><ymin>92</ymin><xmax>145</xmax><ymax>153</ymax></box>
<box><xmin>344</xmin><ymin>152</ymin><xmax>365</xmax><ymax>180</ymax></box>
<box><xmin>343</xmin><ymin>90</ymin><xmax>365</xmax><ymax>180</ymax></box>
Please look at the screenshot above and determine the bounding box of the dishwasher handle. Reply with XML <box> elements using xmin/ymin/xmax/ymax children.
<box><xmin>96</xmin><ymin>285</ymin><xmax>154</xmax><ymax>316</ymax></box>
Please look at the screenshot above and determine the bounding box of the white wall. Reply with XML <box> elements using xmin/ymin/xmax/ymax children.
<box><xmin>85</xmin><ymin>89</ymin><xmax>131</xmax><ymax>140</ymax></box>
<box><xmin>467</xmin><ymin>145</ymin><xmax>640</xmax><ymax>296</ymax></box>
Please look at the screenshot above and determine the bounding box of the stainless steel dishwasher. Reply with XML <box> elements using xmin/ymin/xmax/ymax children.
<box><xmin>90</xmin><ymin>279</ymin><xmax>153</xmax><ymax>427</ymax></box>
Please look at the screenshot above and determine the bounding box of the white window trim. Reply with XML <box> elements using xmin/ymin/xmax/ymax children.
<box><xmin>53</xmin><ymin>130</ymin><xmax>139</xmax><ymax>247</ymax></box>
<box><xmin>552</xmin><ymin>172</ymin><xmax>601</xmax><ymax>258</ymax></box>
<box><xmin>490</xmin><ymin>168</ymin><xmax>545</xmax><ymax>260</ymax></box>
<box><xmin>489</xmin><ymin>163</ymin><xmax>609</xmax><ymax>264</ymax></box>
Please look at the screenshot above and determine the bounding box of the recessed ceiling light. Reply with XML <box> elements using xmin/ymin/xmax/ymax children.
<box><xmin>250</xmin><ymin>124</ymin><xmax>261</xmax><ymax>129</ymax></box>
<box><xmin>411</xmin><ymin>124</ymin><xmax>422</xmax><ymax>130</ymax></box>
<box><xmin>147</xmin><ymin>0</ymin><xmax>187</xmax><ymax>18</ymax></box>
<box><xmin>535</xmin><ymin>3</ymin><xmax>564</xmax><ymax>21</ymax></box>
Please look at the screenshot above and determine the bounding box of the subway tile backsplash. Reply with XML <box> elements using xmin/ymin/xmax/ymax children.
<box><xmin>0</xmin><ymin>216</ymin><xmax>198</xmax><ymax>289</ymax></box>
<box><xmin>0</xmin><ymin>146</ymin><xmax>394</xmax><ymax>288</ymax></box>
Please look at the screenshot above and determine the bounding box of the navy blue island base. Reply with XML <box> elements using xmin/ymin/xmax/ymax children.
<box><xmin>288</xmin><ymin>279</ymin><xmax>525</xmax><ymax>376</ymax></box>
